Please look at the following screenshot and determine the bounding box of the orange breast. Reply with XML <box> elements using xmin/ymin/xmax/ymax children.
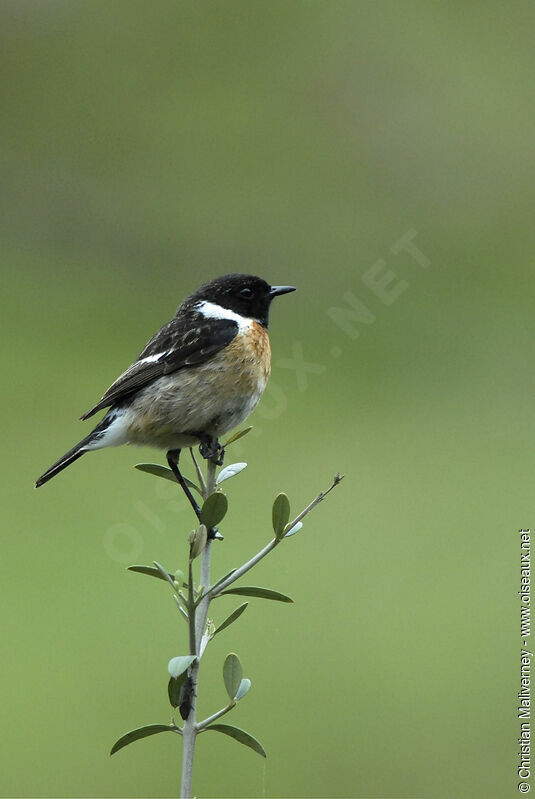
<box><xmin>250</xmin><ymin>321</ymin><xmax>271</xmax><ymax>381</ymax></box>
<box><xmin>217</xmin><ymin>322</ymin><xmax>271</xmax><ymax>396</ymax></box>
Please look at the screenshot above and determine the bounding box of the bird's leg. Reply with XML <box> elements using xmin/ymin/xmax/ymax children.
<box><xmin>198</xmin><ymin>435</ymin><xmax>225</xmax><ymax>466</ymax></box>
<box><xmin>166</xmin><ymin>449</ymin><xmax>202</xmax><ymax>522</ymax></box>
<box><xmin>167</xmin><ymin>449</ymin><xmax>222</xmax><ymax>541</ymax></box>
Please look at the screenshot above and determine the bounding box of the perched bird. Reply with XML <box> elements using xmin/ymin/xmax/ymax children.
<box><xmin>35</xmin><ymin>274</ymin><xmax>295</xmax><ymax>491</ymax></box>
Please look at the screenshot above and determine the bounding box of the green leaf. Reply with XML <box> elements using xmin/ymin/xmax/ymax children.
<box><xmin>284</xmin><ymin>521</ymin><xmax>303</xmax><ymax>538</ymax></box>
<box><xmin>220</xmin><ymin>586</ymin><xmax>293</xmax><ymax>603</ymax></box>
<box><xmin>272</xmin><ymin>493</ymin><xmax>290</xmax><ymax>539</ymax></box>
<box><xmin>213</xmin><ymin>603</ymin><xmax>248</xmax><ymax>636</ymax></box>
<box><xmin>204</xmin><ymin>724</ymin><xmax>266</xmax><ymax>758</ymax></box>
<box><xmin>168</xmin><ymin>655</ymin><xmax>196</xmax><ymax>679</ymax></box>
<box><xmin>128</xmin><ymin>565</ymin><xmax>172</xmax><ymax>582</ymax></box>
<box><xmin>110</xmin><ymin>724</ymin><xmax>178</xmax><ymax>755</ymax></box>
<box><xmin>235</xmin><ymin>678</ymin><xmax>251</xmax><ymax>701</ymax></box>
<box><xmin>153</xmin><ymin>561</ymin><xmax>179</xmax><ymax>589</ymax></box>
<box><xmin>223</xmin><ymin>653</ymin><xmax>242</xmax><ymax>700</ymax></box>
<box><xmin>173</xmin><ymin>595</ymin><xmax>189</xmax><ymax>622</ymax></box>
<box><xmin>128</xmin><ymin>564</ymin><xmax>189</xmax><ymax>590</ymax></box>
<box><xmin>200</xmin><ymin>491</ymin><xmax>228</xmax><ymax>528</ymax></box>
<box><xmin>189</xmin><ymin>524</ymin><xmax>207</xmax><ymax>560</ymax></box>
<box><xmin>168</xmin><ymin>673</ymin><xmax>187</xmax><ymax>708</ymax></box>
<box><xmin>216</xmin><ymin>462</ymin><xmax>247</xmax><ymax>484</ymax></box>
<box><xmin>223</xmin><ymin>427</ymin><xmax>253</xmax><ymax>447</ymax></box>
<box><xmin>134</xmin><ymin>463</ymin><xmax>202</xmax><ymax>495</ymax></box>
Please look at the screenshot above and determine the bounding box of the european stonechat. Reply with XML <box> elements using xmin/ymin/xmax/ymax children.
<box><xmin>36</xmin><ymin>274</ymin><xmax>295</xmax><ymax>489</ymax></box>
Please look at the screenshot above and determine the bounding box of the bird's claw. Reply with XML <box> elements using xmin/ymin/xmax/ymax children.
<box><xmin>199</xmin><ymin>437</ymin><xmax>225</xmax><ymax>466</ymax></box>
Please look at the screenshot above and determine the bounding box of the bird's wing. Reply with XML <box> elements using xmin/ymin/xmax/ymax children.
<box><xmin>81</xmin><ymin>315</ymin><xmax>239</xmax><ymax>419</ymax></box>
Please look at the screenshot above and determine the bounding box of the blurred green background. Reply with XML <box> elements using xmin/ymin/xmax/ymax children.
<box><xmin>2</xmin><ymin>1</ymin><xmax>533</xmax><ymax>797</ymax></box>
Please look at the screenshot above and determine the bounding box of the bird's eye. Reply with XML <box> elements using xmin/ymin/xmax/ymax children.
<box><xmin>239</xmin><ymin>287</ymin><xmax>254</xmax><ymax>299</ymax></box>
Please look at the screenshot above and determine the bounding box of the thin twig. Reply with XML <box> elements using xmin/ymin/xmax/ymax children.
<box><xmin>196</xmin><ymin>702</ymin><xmax>236</xmax><ymax>731</ymax></box>
<box><xmin>173</xmin><ymin>595</ymin><xmax>189</xmax><ymax>623</ymax></box>
<box><xmin>195</xmin><ymin>460</ymin><xmax>216</xmax><ymax>644</ymax></box>
<box><xmin>207</xmin><ymin>539</ymin><xmax>279</xmax><ymax>598</ymax></box>
<box><xmin>189</xmin><ymin>448</ymin><xmax>207</xmax><ymax>496</ymax></box>
<box><xmin>187</xmin><ymin>558</ymin><xmax>196</xmax><ymax>656</ymax></box>
<box><xmin>179</xmin><ymin>468</ymin><xmax>343</xmax><ymax>797</ymax></box>
<box><xmin>286</xmin><ymin>472</ymin><xmax>344</xmax><ymax>531</ymax></box>
<box><xmin>180</xmin><ymin>458</ymin><xmax>217</xmax><ymax>798</ymax></box>
<box><xmin>207</xmin><ymin>474</ymin><xmax>344</xmax><ymax>598</ymax></box>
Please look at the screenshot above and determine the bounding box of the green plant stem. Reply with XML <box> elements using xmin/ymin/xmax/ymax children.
<box><xmin>207</xmin><ymin>473</ymin><xmax>343</xmax><ymax>598</ymax></box>
<box><xmin>187</xmin><ymin>560</ymin><xmax>196</xmax><ymax>656</ymax></box>
<box><xmin>173</xmin><ymin>595</ymin><xmax>189</xmax><ymax>623</ymax></box>
<box><xmin>189</xmin><ymin>448</ymin><xmax>207</xmax><ymax>495</ymax></box>
<box><xmin>194</xmin><ymin>461</ymin><xmax>217</xmax><ymax>646</ymax></box>
<box><xmin>180</xmin><ymin>460</ymin><xmax>217</xmax><ymax>799</ymax></box>
<box><xmin>197</xmin><ymin>702</ymin><xmax>235</xmax><ymax>731</ymax></box>
<box><xmin>179</xmin><ymin>712</ymin><xmax>197</xmax><ymax>799</ymax></box>
<box><xmin>208</xmin><ymin>538</ymin><xmax>280</xmax><ymax>597</ymax></box>
<box><xmin>179</xmin><ymin>469</ymin><xmax>343</xmax><ymax>797</ymax></box>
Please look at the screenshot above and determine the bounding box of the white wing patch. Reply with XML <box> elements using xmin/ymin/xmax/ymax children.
<box><xmin>138</xmin><ymin>349</ymin><xmax>171</xmax><ymax>365</ymax></box>
<box><xmin>195</xmin><ymin>301</ymin><xmax>252</xmax><ymax>332</ymax></box>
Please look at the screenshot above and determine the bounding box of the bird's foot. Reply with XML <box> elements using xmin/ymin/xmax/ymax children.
<box><xmin>198</xmin><ymin>436</ymin><xmax>225</xmax><ymax>466</ymax></box>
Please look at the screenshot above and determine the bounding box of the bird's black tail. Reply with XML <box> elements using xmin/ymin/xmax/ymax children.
<box><xmin>35</xmin><ymin>433</ymin><xmax>93</xmax><ymax>488</ymax></box>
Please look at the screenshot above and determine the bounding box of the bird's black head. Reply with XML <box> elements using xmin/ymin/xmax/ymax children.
<box><xmin>185</xmin><ymin>273</ymin><xmax>296</xmax><ymax>327</ymax></box>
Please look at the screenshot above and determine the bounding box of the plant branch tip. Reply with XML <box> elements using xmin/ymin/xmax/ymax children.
<box><xmin>317</xmin><ymin>473</ymin><xmax>344</xmax><ymax>502</ymax></box>
<box><xmin>115</xmin><ymin>449</ymin><xmax>341</xmax><ymax>789</ymax></box>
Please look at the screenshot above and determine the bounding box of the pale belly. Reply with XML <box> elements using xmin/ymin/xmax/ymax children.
<box><xmin>121</xmin><ymin>342</ymin><xmax>270</xmax><ymax>450</ymax></box>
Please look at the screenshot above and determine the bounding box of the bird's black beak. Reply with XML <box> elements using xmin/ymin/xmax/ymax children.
<box><xmin>269</xmin><ymin>285</ymin><xmax>296</xmax><ymax>297</ymax></box>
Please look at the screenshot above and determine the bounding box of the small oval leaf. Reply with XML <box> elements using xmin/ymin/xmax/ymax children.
<box><xmin>272</xmin><ymin>493</ymin><xmax>290</xmax><ymax>539</ymax></box>
<box><xmin>216</xmin><ymin>463</ymin><xmax>247</xmax><ymax>485</ymax></box>
<box><xmin>284</xmin><ymin>521</ymin><xmax>303</xmax><ymax>538</ymax></box>
<box><xmin>235</xmin><ymin>678</ymin><xmax>251</xmax><ymax>701</ymax></box>
<box><xmin>201</xmin><ymin>492</ymin><xmax>228</xmax><ymax>528</ymax></box>
<box><xmin>223</xmin><ymin>653</ymin><xmax>243</xmax><ymax>700</ymax></box>
<box><xmin>213</xmin><ymin>603</ymin><xmax>248</xmax><ymax>636</ymax></box>
<box><xmin>189</xmin><ymin>524</ymin><xmax>208</xmax><ymax>559</ymax></box>
<box><xmin>110</xmin><ymin>724</ymin><xmax>178</xmax><ymax>755</ymax></box>
<box><xmin>168</xmin><ymin>672</ymin><xmax>188</xmax><ymax>708</ymax></box>
<box><xmin>220</xmin><ymin>586</ymin><xmax>293</xmax><ymax>603</ymax></box>
<box><xmin>168</xmin><ymin>655</ymin><xmax>196</xmax><ymax>679</ymax></box>
<box><xmin>204</xmin><ymin>724</ymin><xmax>266</xmax><ymax>758</ymax></box>
<box><xmin>223</xmin><ymin>427</ymin><xmax>253</xmax><ymax>447</ymax></box>
<box><xmin>134</xmin><ymin>463</ymin><xmax>202</xmax><ymax>495</ymax></box>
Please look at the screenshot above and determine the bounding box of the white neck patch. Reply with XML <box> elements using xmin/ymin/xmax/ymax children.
<box><xmin>195</xmin><ymin>300</ymin><xmax>253</xmax><ymax>332</ymax></box>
